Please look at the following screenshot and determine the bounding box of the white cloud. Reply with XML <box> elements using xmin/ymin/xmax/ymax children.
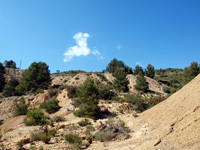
<box><xmin>63</xmin><ymin>32</ymin><xmax>103</xmax><ymax>62</ymax></box>
<box><xmin>116</xmin><ymin>44</ymin><xmax>122</xmax><ymax>50</ymax></box>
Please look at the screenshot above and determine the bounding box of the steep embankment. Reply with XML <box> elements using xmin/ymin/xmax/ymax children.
<box><xmin>89</xmin><ymin>74</ymin><xmax>200</xmax><ymax>150</ymax></box>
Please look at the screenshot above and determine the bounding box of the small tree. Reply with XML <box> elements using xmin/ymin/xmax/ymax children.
<box><xmin>4</xmin><ymin>60</ymin><xmax>17</xmax><ymax>69</ymax></box>
<box><xmin>17</xmin><ymin>61</ymin><xmax>51</xmax><ymax>94</ymax></box>
<box><xmin>134</xmin><ymin>65</ymin><xmax>144</xmax><ymax>75</ymax></box>
<box><xmin>106</xmin><ymin>58</ymin><xmax>125</xmax><ymax>74</ymax></box>
<box><xmin>184</xmin><ymin>61</ymin><xmax>200</xmax><ymax>83</ymax></box>
<box><xmin>2</xmin><ymin>79</ymin><xmax>19</xmax><ymax>97</ymax></box>
<box><xmin>145</xmin><ymin>64</ymin><xmax>155</xmax><ymax>78</ymax></box>
<box><xmin>74</xmin><ymin>78</ymin><xmax>100</xmax><ymax>119</ymax></box>
<box><xmin>189</xmin><ymin>61</ymin><xmax>199</xmax><ymax>78</ymax></box>
<box><xmin>113</xmin><ymin>68</ymin><xmax>129</xmax><ymax>92</ymax></box>
<box><xmin>13</xmin><ymin>97</ymin><xmax>28</xmax><ymax>116</ymax></box>
<box><xmin>106</xmin><ymin>58</ymin><xmax>133</xmax><ymax>74</ymax></box>
<box><xmin>134</xmin><ymin>72</ymin><xmax>149</xmax><ymax>93</ymax></box>
<box><xmin>0</xmin><ymin>63</ymin><xmax>5</xmax><ymax>92</ymax></box>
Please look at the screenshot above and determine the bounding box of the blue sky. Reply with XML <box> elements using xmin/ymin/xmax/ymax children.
<box><xmin>0</xmin><ymin>0</ymin><xmax>200</xmax><ymax>73</ymax></box>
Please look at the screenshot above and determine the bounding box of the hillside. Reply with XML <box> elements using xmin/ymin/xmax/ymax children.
<box><xmin>0</xmin><ymin>73</ymin><xmax>199</xmax><ymax>149</ymax></box>
<box><xmin>88</xmin><ymin>74</ymin><xmax>200</xmax><ymax>150</ymax></box>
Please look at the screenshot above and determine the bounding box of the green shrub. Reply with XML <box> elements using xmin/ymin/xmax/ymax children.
<box><xmin>122</xmin><ymin>94</ymin><xmax>146</xmax><ymax>112</ymax></box>
<box><xmin>40</xmin><ymin>99</ymin><xmax>60</xmax><ymax>114</ymax></box>
<box><xmin>67</xmin><ymin>86</ymin><xmax>77</xmax><ymax>98</ymax></box>
<box><xmin>163</xmin><ymin>86</ymin><xmax>171</xmax><ymax>94</ymax></box>
<box><xmin>31</xmin><ymin>130</ymin><xmax>43</xmax><ymax>141</ymax></box>
<box><xmin>48</xmin><ymin>129</ymin><xmax>57</xmax><ymax>137</ymax></box>
<box><xmin>52</xmin><ymin>115</ymin><xmax>65</xmax><ymax>122</ymax></box>
<box><xmin>48</xmin><ymin>87</ymin><xmax>58</xmax><ymax>98</ymax></box>
<box><xmin>41</xmin><ymin>134</ymin><xmax>51</xmax><ymax>144</ymax></box>
<box><xmin>65</xmin><ymin>133</ymin><xmax>82</xmax><ymax>149</ymax></box>
<box><xmin>15</xmin><ymin>84</ymin><xmax>25</xmax><ymax>96</ymax></box>
<box><xmin>13</xmin><ymin>97</ymin><xmax>28</xmax><ymax>117</ymax></box>
<box><xmin>95</xmin><ymin>129</ymin><xmax>116</xmax><ymax>142</ymax></box>
<box><xmin>24</xmin><ymin>108</ymin><xmax>48</xmax><ymax>126</ymax></box>
<box><xmin>118</xmin><ymin>120</ymin><xmax>125</xmax><ymax>127</ymax></box>
<box><xmin>77</xmin><ymin>119</ymin><xmax>91</xmax><ymax>127</ymax></box>
<box><xmin>85</xmin><ymin>125</ymin><xmax>95</xmax><ymax>136</ymax></box>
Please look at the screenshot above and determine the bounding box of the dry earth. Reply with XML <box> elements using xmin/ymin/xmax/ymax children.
<box><xmin>0</xmin><ymin>73</ymin><xmax>199</xmax><ymax>149</ymax></box>
<box><xmin>88</xmin><ymin>74</ymin><xmax>200</xmax><ymax>150</ymax></box>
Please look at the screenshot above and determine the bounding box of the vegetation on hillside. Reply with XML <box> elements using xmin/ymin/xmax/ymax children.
<box><xmin>16</xmin><ymin>61</ymin><xmax>51</xmax><ymax>95</ymax></box>
<box><xmin>0</xmin><ymin>62</ymin><xmax>5</xmax><ymax>92</ymax></box>
<box><xmin>74</xmin><ymin>78</ymin><xmax>100</xmax><ymax>119</ymax></box>
<box><xmin>4</xmin><ymin>60</ymin><xmax>17</xmax><ymax>69</ymax></box>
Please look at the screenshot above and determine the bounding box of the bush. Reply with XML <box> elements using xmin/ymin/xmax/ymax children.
<box><xmin>31</xmin><ymin>130</ymin><xmax>43</xmax><ymax>141</ymax></box>
<box><xmin>77</xmin><ymin>119</ymin><xmax>91</xmax><ymax>127</ymax></box>
<box><xmin>52</xmin><ymin>115</ymin><xmax>65</xmax><ymax>122</ymax></box>
<box><xmin>24</xmin><ymin>108</ymin><xmax>48</xmax><ymax>126</ymax></box>
<box><xmin>95</xmin><ymin>119</ymin><xmax>130</xmax><ymax>142</ymax></box>
<box><xmin>67</xmin><ymin>86</ymin><xmax>77</xmax><ymax>98</ymax></box>
<box><xmin>163</xmin><ymin>86</ymin><xmax>171</xmax><ymax>94</ymax></box>
<box><xmin>31</xmin><ymin>128</ymin><xmax>56</xmax><ymax>144</ymax></box>
<box><xmin>41</xmin><ymin>134</ymin><xmax>51</xmax><ymax>144</ymax></box>
<box><xmin>85</xmin><ymin>125</ymin><xmax>95</xmax><ymax>136</ymax></box>
<box><xmin>95</xmin><ymin>129</ymin><xmax>116</xmax><ymax>142</ymax></box>
<box><xmin>147</xmin><ymin>96</ymin><xmax>167</xmax><ymax>107</ymax></box>
<box><xmin>48</xmin><ymin>87</ymin><xmax>58</xmax><ymax>98</ymax></box>
<box><xmin>122</xmin><ymin>94</ymin><xmax>146</xmax><ymax>112</ymax></box>
<box><xmin>40</xmin><ymin>99</ymin><xmax>60</xmax><ymax>114</ymax></box>
<box><xmin>65</xmin><ymin>133</ymin><xmax>82</xmax><ymax>149</ymax></box>
<box><xmin>13</xmin><ymin>97</ymin><xmax>28</xmax><ymax>117</ymax></box>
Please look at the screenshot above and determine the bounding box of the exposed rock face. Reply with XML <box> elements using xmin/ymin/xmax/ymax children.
<box><xmin>5</xmin><ymin>68</ymin><xmax>24</xmax><ymax>81</ymax></box>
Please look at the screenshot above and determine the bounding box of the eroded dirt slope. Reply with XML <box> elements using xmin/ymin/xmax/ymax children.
<box><xmin>89</xmin><ymin>74</ymin><xmax>200</xmax><ymax>150</ymax></box>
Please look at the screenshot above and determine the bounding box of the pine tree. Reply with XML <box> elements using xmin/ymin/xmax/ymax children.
<box><xmin>74</xmin><ymin>78</ymin><xmax>100</xmax><ymax>119</ymax></box>
<box><xmin>134</xmin><ymin>72</ymin><xmax>149</xmax><ymax>93</ymax></box>
<box><xmin>145</xmin><ymin>64</ymin><xmax>155</xmax><ymax>78</ymax></box>
<box><xmin>16</xmin><ymin>61</ymin><xmax>51</xmax><ymax>94</ymax></box>
<box><xmin>2</xmin><ymin>78</ymin><xmax>19</xmax><ymax>97</ymax></box>
<box><xmin>113</xmin><ymin>68</ymin><xmax>129</xmax><ymax>92</ymax></box>
<box><xmin>134</xmin><ymin>65</ymin><xmax>144</xmax><ymax>75</ymax></box>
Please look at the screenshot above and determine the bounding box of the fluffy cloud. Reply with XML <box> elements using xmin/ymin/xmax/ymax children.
<box><xmin>64</xmin><ymin>32</ymin><xmax>103</xmax><ymax>62</ymax></box>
